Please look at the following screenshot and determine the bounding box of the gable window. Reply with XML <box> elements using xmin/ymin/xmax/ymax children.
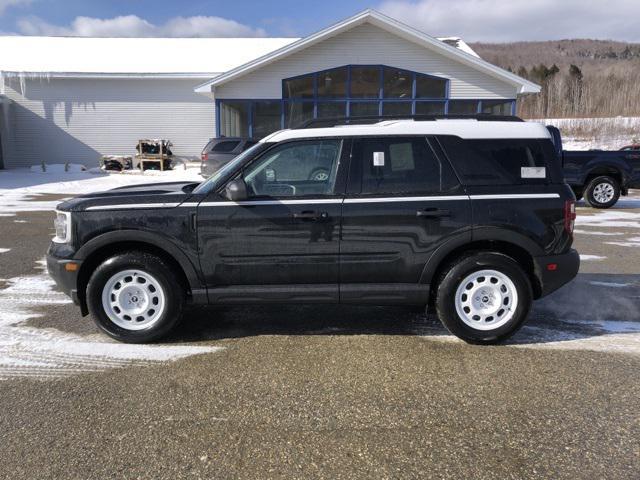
<box><xmin>217</xmin><ymin>65</ymin><xmax>516</xmax><ymax>138</ymax></box>
<box><xmin>279</xmin><ymin>65</ymin><xmax>451</xmax><ymax>127</ymax></box>
<box><xmin>350</xmin><ymin>66</ymin><xmax>381</xmax><ymax>98</ymax></box>
<box><xmin>383</xmin><ymin>67</ymin><xmax>413</xmax><ymax>98</ymax></box>
<box><xmin>317</xmin><ymin>67</ymin><xmax>348</xmax><ymax>98</ymax></box>
<box><xmin>415</xmin><ymin>74</ymin><xmax>447</xmax><ymax>99</ymax></box>
<box><xmin>283</xmin><ymin>74</ymin><xmax>314</xmax><ymax>98</ymax></box>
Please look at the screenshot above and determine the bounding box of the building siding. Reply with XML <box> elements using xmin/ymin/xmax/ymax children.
<box><xmin>3</xmin><ymin>77</ymin><xmax>214</xmax><ymax>168</ymax></box>
<box><xmin>214</xmin><ymin>23</ymin><xmax>519</xmax><ymax>100</ymax></box>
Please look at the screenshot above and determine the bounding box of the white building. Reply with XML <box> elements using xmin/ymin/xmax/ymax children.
<box><xmin>0</xmin><ymin>10</ymin><xmax>540</xmax><ymax>169</ymax></box>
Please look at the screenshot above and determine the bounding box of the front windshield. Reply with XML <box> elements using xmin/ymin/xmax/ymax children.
<box><xmin>193</xmin><ymin>143</ymin><xmax>266</xmax><ymax>194</ymax></box>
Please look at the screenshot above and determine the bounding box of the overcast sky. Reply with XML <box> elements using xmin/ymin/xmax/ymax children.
<box><xmin>0</xmin><ymin>0</ymin><xmax>638</xmax><ymax>42</ymax></box>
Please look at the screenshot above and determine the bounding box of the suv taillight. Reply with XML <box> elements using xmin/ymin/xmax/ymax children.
<box><xmin>201</xmin><ymin>152</ymin><xmax>208</xmax><ymax>162</ymax></box>
<box><xmin>564</xmin><ymin>200</ymin><xmax>576</xmax><ymax>234</ymax></box>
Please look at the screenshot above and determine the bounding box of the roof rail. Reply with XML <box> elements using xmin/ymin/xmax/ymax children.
<box><xmin>294</xmin><ymin>114</ymin><xmax>524</xmax><ymax>129</ymax></box>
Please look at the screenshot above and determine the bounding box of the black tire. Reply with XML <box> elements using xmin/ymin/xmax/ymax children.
<box><xmin>584</xmin><ymin>175</ymin><xmax>620</xmax><ymax>209</ymax></box>
<box><xmin>86</xmin><ymin>251</ymin><xmax>185</xmax><ymax>343</ymax></box>
<box><xmin>435</xmin><ymin>252</ymin><xmax>533</xmax><ymax>344</ymax></box>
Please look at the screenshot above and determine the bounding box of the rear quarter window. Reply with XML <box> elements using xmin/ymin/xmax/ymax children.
<box><xmin>437</xmin><ymin>136</ymin><xmax>561</xmax><ymax>186</ymax></box>
<box><xmin>211</xmin><ymin>140</ymin><xmax>241</xmax><ymax>153</ymax></box>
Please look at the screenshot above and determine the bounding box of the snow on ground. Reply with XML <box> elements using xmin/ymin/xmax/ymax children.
<box><xmin>533</xmin><ymin>116</ymin><xmax>640</xmax><ymax>150</ymax></box>
<box><xmin>0</xmin><ymin>259</ymin><xmax>221</xmax><ymax>380</ymax></box>
<box><xmin>589</xmin><ymin>281</ymin><xmax>631</xmax><ymax>288</ymax></box>
<box><xmin>576</xmin><ymin>210</ymin><xmax>640</xmax><ymax>229</ymax></box>
<box><xmin>0</xmin><ymin>167</ymin><xmax>203</xmax><ymax>215</ymax></box>
<box><xmin>576</xmin><ymin>200</ymin><xmax>640</xmax><ymax>250</ymax></box>
<box><xmin>572</xmin><ymin>229</ymin><xmax>623</xmax><ymax>236</ymax></box>
<box><xmin>580</xmin><ymin>255</ymin><xmax>606</xmax><ymax>261</ymax></box>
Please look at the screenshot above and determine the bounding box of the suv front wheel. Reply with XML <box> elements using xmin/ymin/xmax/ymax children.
<box><xmin>86</xmin><ymin>251</ymin><xmax>184</xmax><ymax>343</ymax></box>
<box><xmin>436</xmin><ymin>252</ymin><xmax>532</xmax><ymax>344</ymax></box>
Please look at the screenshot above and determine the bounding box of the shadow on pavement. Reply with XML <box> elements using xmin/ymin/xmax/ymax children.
<box><xmin>166</xmin><ymin>273</ymin><xmax>640</xmax><ymax>350</ymax></box>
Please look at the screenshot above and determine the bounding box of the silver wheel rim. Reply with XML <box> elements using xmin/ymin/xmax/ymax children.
<box><xmin>101</xmin><ymin>269</ymin><xmax>166</xmax><ymax>331</ymax></box>
<box><xmin>312</xmin><ymin>171</ymin><xmax>329</xmax><ymax>181</ymax></box>
<box><xmin>454</xmin><ymin>269</ymin><xmax>518</xmax><ymax>331</ymax></box>
<box><xmin>593</xmin><ymin>182</ymin><xmax>615</xmax><ymax>204</ymax></box>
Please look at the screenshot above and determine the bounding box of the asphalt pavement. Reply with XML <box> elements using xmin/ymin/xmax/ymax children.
<box><xmin>0</xmin><ymin>199</ymin><xmax>638</xmax><ymax>479</ymax></box>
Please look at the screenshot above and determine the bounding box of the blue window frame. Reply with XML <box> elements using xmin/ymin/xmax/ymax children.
<box><xmin>216</xmin><ymin>64</ymin><xmax>516</xmax><ymax>138</ymax></box>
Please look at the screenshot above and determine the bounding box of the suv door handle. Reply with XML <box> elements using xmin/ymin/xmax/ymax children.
<box><xmin>292</xmin><ymin>211</ymin><xmax>328</xmax><ymax>221</ymax></box>
<box><xmin>416</xmin><ymin>208</ymin><xmax>451</xmax><ymax>218</ymax></box>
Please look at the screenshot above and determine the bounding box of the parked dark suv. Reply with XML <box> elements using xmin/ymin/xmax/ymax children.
<box><xmin>47</xmin><ymin>116</ymin><xmax>579</xmax><ymax>344</ymax></box>
<box><xmin>200</xmin><ymin>137</ymin><xmax>257</xmax><ymax>178</ymax></box>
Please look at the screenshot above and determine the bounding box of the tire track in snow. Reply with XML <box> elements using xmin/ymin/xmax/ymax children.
<box><xmin>0</xmin><ymin>260</ymin><xmax>222</xmax><ymax>381</ymax></box>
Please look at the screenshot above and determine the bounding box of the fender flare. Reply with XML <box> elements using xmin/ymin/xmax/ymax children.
<box><xmin>419</xmin><ymin>227</ymin><xmax>542</xmax><ymax>284</ymax></box>
<box><xmin>580</xmin><ymin>162</ymin><xmax>629</xmax><ymax>187</ymax></box>
<box><xmin>74</xmin><ymin>229</ymin><xmax>203</xmax><ymax>290</ymax></box>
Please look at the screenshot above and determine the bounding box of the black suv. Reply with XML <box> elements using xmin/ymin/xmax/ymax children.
<box><xmin>48</xmin><ymin>117</ymin><xmax>579</xmax><ymax>344</ymax></box>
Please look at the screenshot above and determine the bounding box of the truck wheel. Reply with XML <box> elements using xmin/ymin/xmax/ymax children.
<box><xmin>435</xmin><ymin>252</ymin><xmax>532</xmax><ymax>344</ymax></box>
<box><xmin>584</xmin><ymin>175</ymin><xmax>620</xmax><ymax>209</ymax></box>
<box><xmin>86</xmin><ymin>251</ymin><xmax>184</xmax><ymax>343</ymax></box>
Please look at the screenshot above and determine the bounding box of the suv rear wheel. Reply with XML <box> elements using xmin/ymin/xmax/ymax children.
<box><xmin>436</xmin><ymin>252</ymin><xmax>532</xmax><ymax>344</ymax></box>
<box><xmin>86</xmin><ymin>251</ymin><xmax>184</xmax><ymax>343</ymax></box>
<box><xmin>584</xmin><ymin>175</ymin><xmax>620</xmax><ymax>209</ymax></box>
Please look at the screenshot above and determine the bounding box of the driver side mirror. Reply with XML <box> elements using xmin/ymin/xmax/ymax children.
<box><xmin>224</xmin><ymin>178</ymin><xmax>248</xmax><ymax>202</ymax></box>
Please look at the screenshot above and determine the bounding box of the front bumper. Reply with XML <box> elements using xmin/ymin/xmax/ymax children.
<box><xmin>46</xmin><ymin>252</ymin><xmax>82</xmax><ymax>306</ymax></box>
<box><xmin>534</xmin><ymin>248</ymin><xmax>580</xmax><ymax>298</ymax></box>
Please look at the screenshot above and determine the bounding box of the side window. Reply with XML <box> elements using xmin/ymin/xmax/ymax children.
<box><xmin>352</xmin><ymin>137</ymin><xmax>459</xmax><ymax>195</ymax></box>
<box><xmin>438</xmin><ymin>136</ymin><xmax>553</xmax><ymax>185</ymax></box>
<box><xmin>243</xmin><ymin>139</ymin><xmax>342</xmax><ymax>198</ymax></box>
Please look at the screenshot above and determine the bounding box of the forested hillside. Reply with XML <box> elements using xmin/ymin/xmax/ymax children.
<box><xmin>471</xmin><ymin>40</ymin><xmax>640</xmax><ymax>119</ymax></box>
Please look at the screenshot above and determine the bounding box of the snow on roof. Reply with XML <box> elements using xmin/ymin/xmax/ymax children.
<box><xmin>0</xmin><ymin>30</ymin><xmax>480</xmax><ymax>77</ymax></box>
<box><xmin>437</xmin><ymin>37</ymin><xmax>479</xmax><ymax>58</ymax></box>
<box><xmin>0</xmin><ymin>36</ymin><xmax>298</xmax><ymax>76</ymax></box>
<box><xmin>262</xmin><ymin>120</ymin><xmax>552</xmax><ymax>143</ymax></box>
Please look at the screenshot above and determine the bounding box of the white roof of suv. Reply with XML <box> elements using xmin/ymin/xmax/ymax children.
<box><xmin>262</xmin><ymin>119</ymin><xmax>551</xmax><ymax>143</ymax></box>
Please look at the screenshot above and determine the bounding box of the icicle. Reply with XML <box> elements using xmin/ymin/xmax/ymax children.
<box><xmin>19</xmin><ymin>72</ymin><xmax>25</xmax><ymax>96</ymax></box>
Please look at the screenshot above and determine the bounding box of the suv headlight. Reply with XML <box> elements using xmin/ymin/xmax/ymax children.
<box><xmin>53</xmin><ymin>210</ymin><xmax>72</xmax><ymax>243</ymax></box>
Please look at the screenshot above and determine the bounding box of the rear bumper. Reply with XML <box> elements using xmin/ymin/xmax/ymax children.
<box><xmin>46</xmin><ymin>252</ymin><xmax>81</xmax><ymax>306</ymax></box>
<box><xmin>534</xmin><ymin>249</ymin><xmax>580</xmax><ymax>298</ymax></box>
